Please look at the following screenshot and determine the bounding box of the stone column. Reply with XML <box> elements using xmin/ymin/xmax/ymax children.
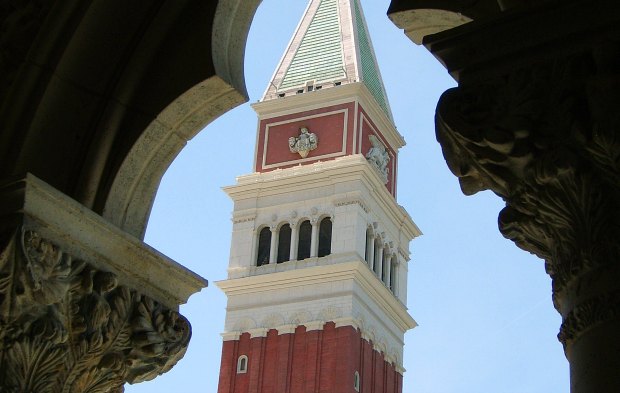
<box><xmin>375</xmin><ymin>242</ymin><xmax>384</xmax><ymax>278</ymax></box>
<box><xmin>434</xmin><ymin>47</ymin><xmax>620</xmax><ymax>393</ymax></box>
<box><xmin>367</xmin><ymin>229</ymin><xmax>375</xmax><ymax>270</ymax></box>
<box><xmin>289</xmin><ymin>222</ymin><xmax>299</xmax><ymax>261</ymax></box>
<box><xmin>0</xmin><ymin>174</ymin><xmax>207</xmax><ymax>392</ymax></box>
<box><xmin>390</xmin><ymin>2</ymin><xmax>620</xmax><ymax>390</ymax></box>
<box><xmin>310</xmin><ymin>218</ymin><xmax>319</xmax><ymax>258</ymax></box>
<box><xmin>386</xmin><ymin>254</ymin><xmax>393</xmax><ymax>289</ymax></box>
<box><xmin>269</xmin><ymin>226</ymin><xmax>278</xmax><ymax>264</ymax></box>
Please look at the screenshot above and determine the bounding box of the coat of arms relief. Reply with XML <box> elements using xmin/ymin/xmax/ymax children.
<box><xmin>289</xmin><ymin>126</ymin><xmax>318</xmax><ymax>158</ymax></box>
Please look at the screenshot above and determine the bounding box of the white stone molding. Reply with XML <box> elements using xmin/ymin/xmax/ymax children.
<box><xmin>319</xmin><ymin>305</ymin><xmax>342</xmax><ymax>321</ymax></box>
<box><xmin>289</xmin><ymin>310</ymin><xmax>313</xmax><ymax>325</ymax></box>
<box><xmin>261</xmin><ymin>313</ymin><xmax>285</xmax><ymax>328</ymax></box>
<box><xmin>334</xmin><ymin>317</ymin><xmax>361</xmax><ymax>331</ymax></box>
<box><xmin>277</xmin><ymin>324</ymin><xmax>297</xmax><ymax>335</ymax></box>
<box><xmin>248</xmin><ymin>328</ymin><xmax>269</xmax><ymax>338</ymax></box>
<box><xmin>334</xmin><ymin>198</ymin><xmax>370</xmax><ymax>213</ymax></box>
<box><xmin>232</xmin><ymin>214</ymin><xmax>256</xmax><ymax>224</ymax></box>
<box><xmin>233</xmin><ymin>317</ymin><xmax>257</xmax><ymax>332</ymax></box>
<box><xmin>221</xmin><ymin>332</ymin><xmax>241</xmax><ymax>341</ymax></box>
<box><xmin>219</xmin><ymin>299</ymin><xmax>409</xmax><ymax>369</ymax></box>
<box><xmin>305</xmin><ymin>320</ymin><xmax>325</xmax><ymax>331</ymax></box>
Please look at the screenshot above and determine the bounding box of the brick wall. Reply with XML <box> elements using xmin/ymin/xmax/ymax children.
<box><xmin>218</xmin><ymin>323</ymin><xmax>403</xmax><ymax>393</ymax></box>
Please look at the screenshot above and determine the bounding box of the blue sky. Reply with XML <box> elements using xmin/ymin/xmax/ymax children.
<box><xmin>126</xmin><ymin>1</ymin><xmax>568</xmax><ymax>392</ymax></box>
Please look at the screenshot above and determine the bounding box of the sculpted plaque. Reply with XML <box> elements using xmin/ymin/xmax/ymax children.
<box><xmin>289</xmin><ymin>126</ymin><xmax>318</xmax><ymax>158</ymax></box>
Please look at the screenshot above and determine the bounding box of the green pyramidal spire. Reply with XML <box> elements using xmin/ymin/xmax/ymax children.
<box><xmin>262</xmin><ymin>0</ymin><xmax>394</xmax><ymax>122</ymax></box>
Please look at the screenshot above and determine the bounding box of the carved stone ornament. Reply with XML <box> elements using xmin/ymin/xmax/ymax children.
<box><xmin>0</xmin><ymin>229</ymin><xmax>191</xmax><ymax>392</ymax></box>
<box><xmin>366</xmin><ymin>135</ymin><xmax>390</xmax><ymax>183</ymax></box>
<box><xmin>435</xmin><ymin>49</ymin><xmax>620</xmax><ymax>349</ymax></box>
<box><xmin>288</xmin><ymin>126</ymin><xmax>318</xmax><ymax>158</ymax></box>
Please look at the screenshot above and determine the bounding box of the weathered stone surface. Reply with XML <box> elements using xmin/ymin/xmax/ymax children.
<box><xmin>390</xmin><ymin>0</ymin><xmax>620</xmax><ymax>390</ymax></box>
<box><xmin>0</xmin><ymin>229</ymin><xmax>191</xmax><ymax>392</ymax></box>
<box><xmin>0</xmin><ymin>174</ymin><xmax>207</xmax><ymax>392</ymax></box>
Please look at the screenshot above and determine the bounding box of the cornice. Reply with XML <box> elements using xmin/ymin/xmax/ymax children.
<box><xmin>222</xmin><ymin>155</ymin><xmax>421</xmax><ymax>239</ymax></box>
<box><xmin>0</xmin><ymin>174</ymin><xmax>207</xmax><ymax>309</ymax></box>
<box><xmin>216</xmin><ymin>259</ymin><xmax>416</xmax><ymax>332</ymax></box>
<box><xmin>251</xmin><ymin>83</ymin><xmax>405</xmax><ymax>150</ymax></box>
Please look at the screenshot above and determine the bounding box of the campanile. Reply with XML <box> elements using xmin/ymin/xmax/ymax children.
<box><xmin>216</xmin><ymin>1</ymin><xmax>420</xmax><ymax>391</ymax></box>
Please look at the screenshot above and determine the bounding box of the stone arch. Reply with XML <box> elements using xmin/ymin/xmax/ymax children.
<box><xmin>102</xmin><ymin>0</ymin><xmax>263</xmax><ymax>238</ymax></box>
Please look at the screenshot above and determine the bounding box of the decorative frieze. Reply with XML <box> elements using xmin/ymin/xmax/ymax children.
<box><xmin>220</xmin><ymin>304</ymin><xmax>404</xmax><ymax>369</ymax></box>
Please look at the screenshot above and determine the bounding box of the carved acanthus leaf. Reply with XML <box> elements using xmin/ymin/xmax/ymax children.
<box><xmin>436</xmin><ymin>56</ymin><xmax>620</xmax><ymax>299</ymax></box>
<box><xmin>0</xmin><ymin>229</ymin><xmax>192</xmax><ymax>392</ymax></box>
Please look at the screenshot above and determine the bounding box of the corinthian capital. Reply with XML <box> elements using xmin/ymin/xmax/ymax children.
<box><xmin>436</xmin><ymin>54</ymin><xmax>620</xmax><ymax>349</ymax></box>
<box><xmin>0</xmin><ymin>174</ymin><xmax>207</xmax><ymax>392</ymax></box>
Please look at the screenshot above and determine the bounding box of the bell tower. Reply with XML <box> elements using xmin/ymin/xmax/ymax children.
<box><xmin>216</xmin><ymin>0</ymin><xmax>420</xmax><ymax>392</ymax></box>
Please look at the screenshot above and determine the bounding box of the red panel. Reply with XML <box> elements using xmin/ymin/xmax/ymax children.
<box><xmin>264</xmin><ymin>113</ymin><xmax>345</xmax><ymax>166</ymax></box>
<box><xmin>255</xmin><ymin>102</ymin><xmax>356</xmax><ymax>172</ymax></box>
<box><xmin>357</xmin><ymin>105</ymin><xmax>397</xmax><ymax>197</ymax></box>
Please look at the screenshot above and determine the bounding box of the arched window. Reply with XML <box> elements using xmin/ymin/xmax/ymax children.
<box><xmin>354</xmin><ymin>371</ymin><xmax>360</xmax><ymax>391</ymax></box>
<box><xmin>297</xmin><ymin>220</ymin><xmax>312</xmax><ymax>260</ymax></box>
<box><xmin>317</xmin><ymin>217</ymin><xmax>332</xmax><ymax>257</ymax></box>
<box><xmin>277</xmin><ymin>224</ymin><xmax>292</xmax><ymax>263</ymax></box>
<box><xmin>256</xmin><ymin>227</ymin><xmax>271</xmax><ymax>266</ymax></box>
<box><xmin>237</xmin><ymin>355</ymin><xmax>248</xmax><ymax>374</ymax></box>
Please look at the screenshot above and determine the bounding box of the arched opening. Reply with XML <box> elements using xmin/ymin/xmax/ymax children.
<box><xmin>317</xmin><ymin>217</ymin><xmax>332</xmax><ymax>257</ymax></box>
<box><xmin>237</xmin><ymin>355</ymin><xmax>248</xmax><ymax>374</ymax></box>
<box><xmin>354</xmin><ymin>370</ymin><xmax>360</xmax><ymax>391</ymax></box>
<box><xmin>297</xmin><ymin>220</ymin><xmax>312</xmax><ymax>260</ymax></box>
<box><xmin>277</xmin><ymin>224</ymin><xmax>292</xmax><ymax>263</ymax></box>
<box><xmin>256</xmin><ymin>227</ymin><xmax>271</xmax><ymax>266</ymax></box>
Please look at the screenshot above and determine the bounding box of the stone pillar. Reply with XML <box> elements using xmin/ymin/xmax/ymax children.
<box><xmin>375</xmin><ymin>242</ymin><xmax>384</xmax><ymax>278</ymax></box>
<box><xmin>367</xmin><ymin>229</ymin><xmax>375</xmax><ymax>269</ymax></box>
<box><xmin>389</xmin><ymin>1</ymin><xmax>620</xmax><ymax>390</ymax></box>
<box><xmin>310</xmin><ymin>219</ymin><xmax>319</xmax><ymax>258</ymax></box>
<box><xmin>433</xmin><ymin>44</ymin><xmax>620</xmax><ymax>393</ymax></box>
<box><xmin>386</xmin><ymin>254</ymin><xmax>392</xmax><ymax>289</ymax></box>
<box><xmin>289</xmin><ymin>222</ymin><xmax>299</xmax><ymax>261</ymax></box>
<box><xmin>269</xmin><ymin>226</ymin><xmax>278</xmax><ymax>264</ymax></box>
<box><xmin>0</xmin><ymin>174</ymin><xmax>206</xmax><ymax>392</ymax></box>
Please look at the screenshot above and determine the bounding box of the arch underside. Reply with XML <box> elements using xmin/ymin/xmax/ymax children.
<box><xmin>0</xmin><ymin>0</ymin><xmax>261</xmax><ymax>238</ymax></box>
